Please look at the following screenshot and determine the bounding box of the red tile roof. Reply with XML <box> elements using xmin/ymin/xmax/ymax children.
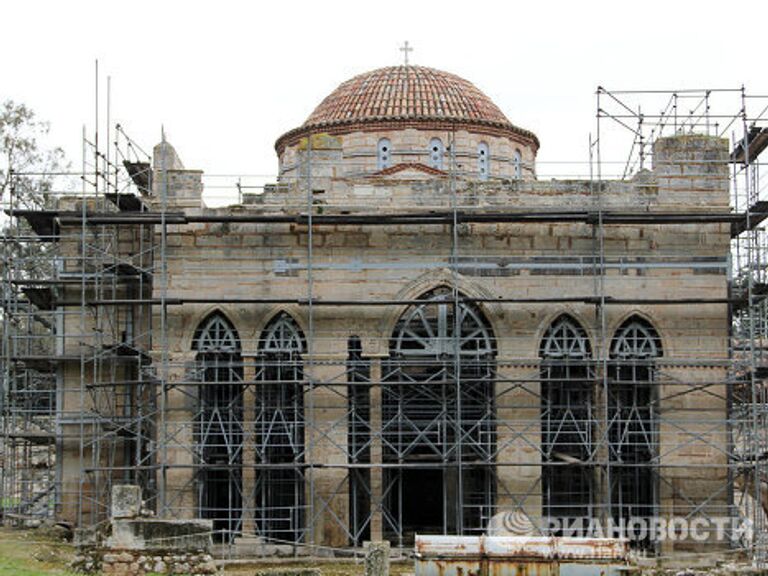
<box><xmin>306</xmin><ymin>66</ymin><xmax>511</xmax><ymax>126</ymax></box>
<box><xmin>275</xmin><ymin>66</ymin><xmax>538</xmax><ymax>154</ymax></box>
<box><xmin>372</xmin><ymin>162</ymin><xmax>447</xmax><ymax>177</ymax></box>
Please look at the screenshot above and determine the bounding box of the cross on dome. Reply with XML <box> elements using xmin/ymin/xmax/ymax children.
<box><xmin>399</xmin><ymin>41</ymin><xmax>413</xmax><ymax>66</ymax></box>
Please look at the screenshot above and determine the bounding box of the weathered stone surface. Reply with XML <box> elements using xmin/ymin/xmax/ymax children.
<box><xmin>35</xmin><ymin>522</ymin><xmax>73</xmax><ymax>541</ymax></box>
<box><xmin>111</xmin><ymin>485</ymin><xmax>142</xmax><ymax>519</ymax></box>
<box><xmin>106</xmin><ymin>518</ymin><xmax>212</xmax><ymax>551</ymax></box>
<box><xmin>91</xmin><ymin>549</ymin><xmax>217</xmax><ymax>576</ymax></box>
<box><xmin>365</xmin><ymin>540</ymin><xmax>390</xmax><ymax>576</ymax></box>
<box><xmin>253</xmin><ymin>570</ymin><xmax>320</xmax><ymax>576</ymax></box>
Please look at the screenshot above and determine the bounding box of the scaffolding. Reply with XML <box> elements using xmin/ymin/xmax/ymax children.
<box><xmin>1</xmin><ymin>82</ymin><xmax>768</xmax><ymax>566</ymax></box>
<box><xmin>1</xmin><ymin>116</ymin><xmax>156</xmax><ymax>527</ymax></box>
<box><xmin>594</xmin><ymin>86</ymin><xmax>768</xmax><ymax>561</ymax></box>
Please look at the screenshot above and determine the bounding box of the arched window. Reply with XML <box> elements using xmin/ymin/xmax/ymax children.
<box><xmin>254</xmin><ymin>312</ymin><xmax>306</xmax><ymax>542</ymax></box>
<box><xmin>429</xmin><ymin>138</ymin><xmax>444</xmax><ymax>170</ymax></box>
<box><xmin>612</xmin><ymin>318</ymin><xmax>662</xmax><ymax>359</ymax></box>
<box><xmin>513</xmin><ymin>149</ymin><xmax>522</xmax><ymax>179</ymax></box>
<box><xmin>347</xmin><ymin>336</ymin><xmax>372</xmax><ymax>546</ymax></box>
<box><xmin>195</xmin><ymin>314</ymin><xmax>240</xmax><ymax>353</ymax></box>
<box><xmin>390</xmin><ymin>289</ymin><xmax>494</xmax><ymax>359</ymax></box>
<box><xmin>609</xmin><ymin>316</ymin><xmax>661</xmax><ymax>550</ymax></box>
<box><xmin>377</xmin><ymin>138</ymin><xmax>392</xmax><ymax>170</ymax></box>
<box><xmin>383</xmin><ymin>287</ymin><xmax>496</xmax><ymax>543</ymax></box>
<box><xmin>540</xmin><ymin>316</ymin><xmax>591</xmax><ymax>359</ymax></box>
<box><xmin>477</xmin><ymin>142</ymin><xmax>490</xmax><ymax>180</ymax></box>
<box><xmin>193</xmin><ymin>313</ymin><xmax>243</xmax><ymax>542</ymax></box>
<box><xmin>540</xmin><ymin>315</ymin><xmax>594</xmax><ymax>533</ymax></box>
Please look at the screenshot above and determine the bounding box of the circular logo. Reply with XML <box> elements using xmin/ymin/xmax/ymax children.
<box><xmin>501</xmin><ymin>510</ymin><xmax>535</xmax><ymax>535</ymax></box>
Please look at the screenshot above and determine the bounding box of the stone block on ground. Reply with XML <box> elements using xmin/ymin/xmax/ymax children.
<box><xmin>253</xmin><ymin>570</ymin><xmax>321</xmax><ymax>576</ymax></box>
<box><xmin>111</xmin><ymin>485</ymin><xmax>142</xmax><ymax>519</ymax></box>
<box><xmin>106</xmin><ymin>518</ymin><xmax>213</xmax><ymax>552</ymax></box>
<box><xmin>365</xmin><ymin>540</ymin><xmax>390</xmax><ymax>576</ymax></box>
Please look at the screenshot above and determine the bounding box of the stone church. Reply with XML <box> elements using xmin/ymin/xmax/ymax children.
<box><xmin>52</xmin><ymin>64</ymin><xmax>731</xmax><ymax>556</ymax></box>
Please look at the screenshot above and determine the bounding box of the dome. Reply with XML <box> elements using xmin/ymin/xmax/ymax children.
<box><xmin>275</xmin><ymin>65</ymin><xmax>538</xmax><ymax>153</ymax></box>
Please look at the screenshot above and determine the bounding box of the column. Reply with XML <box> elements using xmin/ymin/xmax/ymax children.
<box><xmin>305</xmin><ymin>354</ymin><xmax>350</xmax><ymax>547</ymax></box>
<box><xmin>240</xmin><ymin>355</ymin><xmax>257</xmax><ymax>534</ymax></box>
<box><xmin>367</xmin><ymin>356</ymin><xmax>385</xmax><ymax>541</ymax></box>
<box><xmin>495</xmin><ymin>364</ymin><xmax>543</xmax><ymax>531</ymax></box>
<box><xmin>658</xmin><ymin>365</ymin><xmax>728</xmax><ymax>554</ymax></box>
<box><xmin>160</xmin><ymin>351</ymin><xmax>197</xmax><ymax>520</ymax></box>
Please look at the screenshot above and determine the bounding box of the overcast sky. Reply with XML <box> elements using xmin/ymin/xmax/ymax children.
<box><xmin>3</xmin><ymin>0</ymin><xmax>766</xmax><ymax>200</ymax></box>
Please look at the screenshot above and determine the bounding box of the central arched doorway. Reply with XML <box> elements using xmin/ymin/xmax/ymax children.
<box><xmin>382</xmin><ymin>287</ymin><xmax>496</xmax><ymax>543</ymax></box>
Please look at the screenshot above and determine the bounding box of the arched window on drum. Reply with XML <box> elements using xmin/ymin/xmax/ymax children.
<box><xmin>477</xmin><ymin>142</ymin><xmax>489</xmax><ymax>180</ymax></box>
<box><xmin>429</xmin><ymin>138</ymin><xmax>444</xmax><ymax>170</ymax></box>
<box><xmin>377</xmin><ymin>138</ymin><xmax>392</xmax><ymax>170</ymax></box>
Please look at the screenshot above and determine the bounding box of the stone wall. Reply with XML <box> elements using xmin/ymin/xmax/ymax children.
<box><xmin>73</xmin><ymin>547</ymin><xmax>216</xmax><ymax>575</ymax></box>
<box><xmin>72</xmin><ymin>486</ymin><xmax>215</xmax><ymax>575</ymax></box>
<box><xmin>100</xmin><ymin>550</ymin><xmax>216</xmax><ymax>575</ymax></box>
<box><xmin>54</xmin><ymin>133</ymin><xmax>734</xmax><ymax>555</ymax></box>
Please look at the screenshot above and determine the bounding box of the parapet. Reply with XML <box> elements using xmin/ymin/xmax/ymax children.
<box><xmin>652</xmin><ymin>133</ymin><xmax>730</xmax><ymax>206</ymax></box>
<box><xmin>151</xmin><ymin>140</ymin><xmax>203</xmax><ymax>211</ymax></box>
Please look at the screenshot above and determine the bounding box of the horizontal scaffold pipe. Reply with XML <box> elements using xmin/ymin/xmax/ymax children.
<box><xmin>82</xmin><ymin>461</ymin><xmax>742</xmax><ymax>471</ymax></box>
<box><xmin>53</xmin><ymin>296</ymin><xmax>738</xmax><ymax>306</ymax></box>
<box><xmin>8</xmin><ymin>208</ymin><xmax>755</xmax><ymax>226</ymax></box>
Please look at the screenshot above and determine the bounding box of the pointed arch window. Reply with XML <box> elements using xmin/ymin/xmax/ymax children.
<box><xmin>540</xmin><ymin>316</ymin><xmax>591</xmax><ymax>359</ymax></box>
<box><xmin>347</xmin><ymin>336</ymin><xmax>372</xmax><ymax>546</ymax></box>
<box><xmin>612</xmin><ymin>319</ymin><xmax>662</xmax><ymax>360</ymax></box>
<box><xmin>377</xmin><ymin>138</ymin><xmax>392</xmax><ymax>170</ymax></box>
<box><xmin>609</xmin><ymin>316</ymin><xmax>661</xmax><ymax>551</ymax></box>
<box><xmin>540</xmin><ymin>315</ymin><xmax>594</xmax><ymax>533</ymax></box>
<box><xmin>254</xmin><ymin>312</ymin><xmax>306</xmax><ymax>542</ymax></box>
<box><xmin>195</xmin><ymin>314</ymin><xmax>240</xmax><ymax>353</ymax></box>
<box><xmin>193</xmin><ymin>313</ymin><xmax>243</xmax><ymax>542</ymax></box>
<box><xmin>429</xmin><ymin>138</ymin><xmax>444</xmax><ymax>170</ymax></box>
<box><xmin>477</xmin><ymin>142</ymin><xmax>490</xmax><ymax>180</ymax></box>
<box><xmin>260</xmin><ymin>312</ymin><xmax>305</xmax><ymax>358</ymax></box>
<box><xmin>383</xmin><ymin>287</ymin><xmax>496</xmax><ymax>542</ymax></box>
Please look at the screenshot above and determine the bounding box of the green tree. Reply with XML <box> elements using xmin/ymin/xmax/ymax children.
<box><xmin>1</xmin><ymin>100</ymin><xmax>68</xmax><ymax>379</ymax></box>
<box><xmin>0</xmin><ymin>102</ymin><xmax>66</xmax><ymax>520</ymax></box>
<box><xmin>0</xmin><ymin>100</ymin><xmax>66</xmax><ymax>211</ymax></box>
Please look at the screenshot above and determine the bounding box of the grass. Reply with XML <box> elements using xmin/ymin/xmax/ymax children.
<box><xmin>0</xmin><ymin>527</ymin><xmax>73</xmax><ymax>576</ymax></box>
<box><xmin>0</xmin><ymin>526</ymin><xmax>416</xmax><ymax>575</ymax></box>
<box><xmin>221</xmin><ymin>559</ymin><xmax>414</xmax><ymax>576</ymax></box>
<box><xmin>0</xmin><ymin>561</ymin><xmax>66</xmax><ymax>576</ymax></box>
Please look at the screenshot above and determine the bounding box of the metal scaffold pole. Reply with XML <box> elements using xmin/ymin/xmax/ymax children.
<box><xmin>3</xmin><ymin>80</ymin><xmax>768</xmax><ymax>565</ymax></box>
